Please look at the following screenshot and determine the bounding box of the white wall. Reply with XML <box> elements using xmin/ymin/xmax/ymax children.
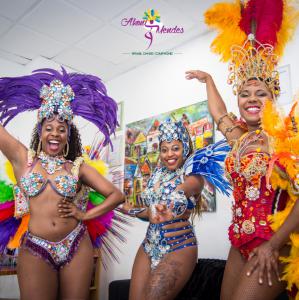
<box><xmin>1</xmin><ymin>27</ymin><xmax>299</xmax><ymax>300</ymax></box>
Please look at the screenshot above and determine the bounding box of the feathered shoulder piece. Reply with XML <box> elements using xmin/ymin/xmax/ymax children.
<box><xmin>184</xmin><ymin>139</ymin><xmax>231</xmax><ymax>196</ymax></box>
<box><xmin>261</xmin><ymin>99</ymin><xmax>299</xmax><ymax>187</ymax></box>
<box><xmin>262</xmin><ymin>99</ymin><xmax>299</xmax><ymax>296</ymax></box>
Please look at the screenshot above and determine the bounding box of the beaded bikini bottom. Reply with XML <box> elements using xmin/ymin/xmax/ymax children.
<box><xmin>21</xmin><ymin>222</ymin><xmax>86</xmax><ymax>270</ymax></box>
<box><xmin>142</xmin><ymin>219</ymin><xmax>197</xmax><ymax>269</ymax></box>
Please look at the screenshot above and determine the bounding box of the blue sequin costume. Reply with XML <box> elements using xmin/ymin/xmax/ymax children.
<box><xmin>140</xmin><ymin>124</ymin><xmax>231</xmax><ymax>269</ymax></box>
<box><xmin>142</xmin><ymin>166</ymin><xmax>197</xmax><ymax>269</ymax></box>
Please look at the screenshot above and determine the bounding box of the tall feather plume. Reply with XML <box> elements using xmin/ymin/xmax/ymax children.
<box><xmin>240</xmin><ymin>0</ymin><xmax>283</xmax><ymax>46</ymax></box>
<box><xmin>204</xmin><ymin>0</ymin><xmax>246</xmax><ymax>62</ymax></box>
<box><xmin>276</xmin><ymin>0</ymin><xmax>299</xmax><ymax>57</ymax></box>
<box><xmin>0</xmin><ymin>67</ymin><xmax>118</xmax><ymax>146</ymax></box>
<box><xmin>204</xmin><ymin>0</ymin><xmax>299</xmax><ymax>62</ymax></box>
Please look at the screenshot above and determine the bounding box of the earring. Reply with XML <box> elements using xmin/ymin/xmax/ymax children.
<box><xmin>63</xmin><ymin>142</ymin><xmax>69</xmax><ymax>157</ymax></box>
<box><xmin>37</xmin><ymin>140</ymin><xmax>42</xmax><ymax>154</ymax></box>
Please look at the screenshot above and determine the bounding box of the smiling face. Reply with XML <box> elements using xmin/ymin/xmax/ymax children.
<box><xmin>40</xmin><ymin>115</ymin><xmax>68</xmax><ymax>156</ymax></box>
<box><xmin>238</xmin><ymin>79</ymin><xmax>273</xmax><ymax>130</ymax></box>
<box><xmin>159</xmin><ymin>140</ymin><xmax>184</xmax><ymax>171</ymax></box>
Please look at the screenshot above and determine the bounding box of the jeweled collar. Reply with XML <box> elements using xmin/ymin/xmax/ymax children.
<box><xmin>38</xmin><ymin>151</ymin><xmax>66</xmax><ymax>175</ymax></box>
<box><xmin>154</xmin><ymin>166</ymin><xmax>184</xmax><ymax>182</ymax></box>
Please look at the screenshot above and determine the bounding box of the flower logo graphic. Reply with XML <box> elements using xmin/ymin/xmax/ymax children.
<box><xmin>143</xmin><ymin>9</ymin><xmax>160</xmax><ymax>24</ymax></box>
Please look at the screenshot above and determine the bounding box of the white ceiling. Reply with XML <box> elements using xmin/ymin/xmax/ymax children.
<box><xmin>0</xmin><ymin>0</ymin><xmax>219</xmax><ymax>81</ymax></box>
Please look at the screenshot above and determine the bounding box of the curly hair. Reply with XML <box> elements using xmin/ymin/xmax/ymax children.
<box><xmin>30</xmin><ymin>122</ymin><xmax>82</xmax><ymax>161</ymax></box>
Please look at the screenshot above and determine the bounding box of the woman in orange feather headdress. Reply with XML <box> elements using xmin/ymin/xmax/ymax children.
<box><xmin>186</xmin><ymin>0</ymin><xmax>299</xmax><ymax>299</ymax></box>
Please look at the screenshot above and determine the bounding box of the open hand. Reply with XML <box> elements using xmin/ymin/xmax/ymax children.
<box><xmin>58</xmin><ymin>199</ymin><xmax>86</xmax><ymax>221</ymax></box>
<box><xmin>185</xmin><ymin>70</ymin><xmax>211</xmax><ymax>83</ymax></box>
<box><xmin>246</xmin><ymin>241</ymin><xmax>280</xmax><ymax>286</ymax></box>
<box><xmin>152</xmin><ymin>203</ymin><xmax>174</xmax><ymax>222</ymax></box>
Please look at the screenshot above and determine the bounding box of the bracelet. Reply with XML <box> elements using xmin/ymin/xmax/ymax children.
<box><xmin>216</xmin><ymin>113</ymin><xmax>228</xmax><ymax>130</ymax></box>
<box><xmin>216</xmin><ymin>112</ymin><xmax>238</xmax><ymax>131</ymax></box>
<box><xmin>223</xmin><ymin>125</ymin><xmax>240</xmax><ymax>138</ymax></box>
<box><xmin>127</xmin><ymin>208</ymin><xmax>146</xmax><ymax>217</ymax></box>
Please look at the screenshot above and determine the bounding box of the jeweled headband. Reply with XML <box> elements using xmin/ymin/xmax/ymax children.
<box><xmin>228</xmin><ymin>33</ymin><xmax>280</xmax><ymax>96</ymax></box>
<box><xmin>158</xmin><ymin>119</ymin><xmax>190</xmax><ymax>158</ymax></box>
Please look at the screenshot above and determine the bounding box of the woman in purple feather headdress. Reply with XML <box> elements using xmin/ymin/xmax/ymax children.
<box><xmin>0</xmin><ymin>67</ymin><xmax>125</xmax><ymax>300</ymax></box>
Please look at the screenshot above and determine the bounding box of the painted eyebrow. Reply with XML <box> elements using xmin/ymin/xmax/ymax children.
<box><xmin>240</xmin><ymin>89</ymin><xmax>267</xmax><ymax>94</ymax></box>
<box><xmin>161</xmin><ymin>145</ymin><xmax>180</xmax><ymax>149</ymax></box>
<box><xmin>255</xmin><ymin>89</ymin><xmax>268</xmax><ymax>93</ymax></box>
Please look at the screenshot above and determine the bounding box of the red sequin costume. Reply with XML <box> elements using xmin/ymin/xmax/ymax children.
<box><xmin>225</xmin><ymin>131</ymin><xmax>286</xmax><ymax>258</ymax></box>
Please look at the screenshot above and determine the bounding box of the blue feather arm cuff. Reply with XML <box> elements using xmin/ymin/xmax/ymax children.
<box><xmin>183</xmin><ymin>139</ymin><xmax>231</xmax><ymax>196</ymax></box>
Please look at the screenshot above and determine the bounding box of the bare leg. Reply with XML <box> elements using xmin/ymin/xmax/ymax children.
<box><xmin>17</xmin><ymin>247</ymin><xmax>58</xmax><ymax>300</ymax></box>
<box><xmin>59</xmin><ymin>234</ymin><xmax>94</xmax><ymax>300</ymax></box>
<box><xmin>221</xmin><ymin>246</ymin><xmax>246</xmax><ymax>300</ymax></box>
<box><xmin>129</xmin><ymin>245</ymin><xmax>151</xmax><ymax>300</ymax></box>
<box><xmin>231</xmin><ymin>245</ymin><xmax>289</xmax><ymax>300</ymax></box>
<box><xmin>145</xmin><ymin>246</ymin><xmax>197</xmax><ymax>300</ymax></box>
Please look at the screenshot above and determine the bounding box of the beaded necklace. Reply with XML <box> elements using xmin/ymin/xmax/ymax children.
<box><xmin>38</xmin><ymin>151</ymin><xmax>66</xmax><ymax>175</ymax></box>
<box><xmin>142</xmin><ymin>166</ymin><xmax>184</xmax><ymax>208</ymax></box>
<box><xmin>149</xmin><ymin>166</ymin><xmax>184</xmax><ymax>187</ymax></box>
<box><xmin>234</xmin><ymin>129</ymin><xmax>265</xmax><ymax>173</ymax></box>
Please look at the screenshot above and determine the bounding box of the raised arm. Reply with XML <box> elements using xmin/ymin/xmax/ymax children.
<box><xmin>186</xmin><ymin>70</ymin><xmax>227</xmax><ymax>121</ymax></box>
<box><xmin>185</xmin><ymin>70</ymin><xmax>245</xmax><ymax>142</ymax></box>
<box><xmin>0</xmin><ymin>123</ymin><xmax>27</xmax><ymax>168</ymax></box>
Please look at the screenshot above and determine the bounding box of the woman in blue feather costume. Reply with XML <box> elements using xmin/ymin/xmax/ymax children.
<box><xmin>124</xmin><ymin>119</ymin><xmax>230</xmax><ymax>300</ymax></box>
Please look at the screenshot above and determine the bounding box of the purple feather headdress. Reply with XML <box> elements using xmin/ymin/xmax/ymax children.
<box><xmin>0</xmin><ymin>67</ymin><xmax>118</xmax><ymax>145</ymax></box>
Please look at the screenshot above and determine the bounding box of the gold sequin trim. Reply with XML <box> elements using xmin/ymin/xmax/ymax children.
<box><xmin>71</xmin><ymin>156</ymin><xmax>84</xmax><ymax>178</ymax></box>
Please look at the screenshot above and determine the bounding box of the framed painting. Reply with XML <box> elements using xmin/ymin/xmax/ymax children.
<box><xmin>124</xmin><ymin>100</ymin><xmax>216</xmax><ymax>212</ymax></box>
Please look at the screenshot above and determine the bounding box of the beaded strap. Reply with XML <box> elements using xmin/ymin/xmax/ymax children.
<box><xmin>13</xmin><ymin>185</ymin><xmax>29</xmax><ymax>218</ymax></box>
<box><xmin>71</xmin><ymin>156</ymin><xmax>84</xmax><ymax>179</ymax></box>
<box><xmin>27</xmin><ymin>149</ymin><xmax>36</xmax><ymax>166</ymax></box>
<box><xmin>216</xmin><ymin>112</ymin><xmax>238</xmax><ymax>130</ymax></box>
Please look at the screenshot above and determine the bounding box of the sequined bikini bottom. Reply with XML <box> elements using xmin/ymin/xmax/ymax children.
<box><xmin>142</xmin><ymin>219</ymin><xmax>197</xmax><ymax>269</ymax></box>
<box><xmin>21</xmin><ymin>222</ymin><xmax>86</xmax><ymax>270</ymax></box>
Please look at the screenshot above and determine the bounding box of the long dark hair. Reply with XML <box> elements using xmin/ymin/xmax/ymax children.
<box><xmin>30</xmin><ymin>122</ymin><xmax>82</xmax><ymax>161</ymax></box>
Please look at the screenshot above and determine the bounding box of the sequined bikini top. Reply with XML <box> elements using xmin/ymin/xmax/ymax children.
<box><xmin>19</xmin><ymin>156</ymin><xmax>83</xmax><ymax>199</ymax></box>
<box><xmin>13</xmin><ymin>151</ymin><xmax>85</xmax><ymax>219</ymax></box>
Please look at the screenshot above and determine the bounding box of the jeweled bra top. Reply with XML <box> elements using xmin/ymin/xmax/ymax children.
<box><xmin>20</xmin><ymin>152</ymin><xmax>83</xmax><ymax>198</ymax></box>
<box><xmin>14</xmin><ymin>150</ymin><xmax>84</xmax><ymax>218</ymax></box>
